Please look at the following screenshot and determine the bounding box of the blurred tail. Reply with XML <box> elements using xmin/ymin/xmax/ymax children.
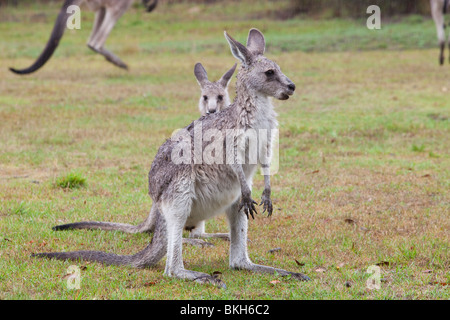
<box><xmin>142</xmin><ymin>0</ymin><xmax>158</xmax><ymax>12</ymax></box>
<box><xmin>32</xmin><ymin>208</ymin><xmax>167</xmax><ymax>268</ymax></box>
<box><xmin>9</xmin><ymin>0</ymin><xmax>80</xmax><ymax>75</ymax></box>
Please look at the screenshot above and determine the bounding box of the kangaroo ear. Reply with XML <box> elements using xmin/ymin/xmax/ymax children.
<box><xmin>224</xmin><ymin>31</ymin><xmax>253</xmax><ymax>66</ymax></box>
<box><xmin>218</xmin><ymin>63</ymin><xmax>237</xmax><ymax>88</ymax></box>
<box><xmin>194</xmin><ymin>63</ymin><xmax>208</xmax><ymax>86</ymax></box>
<box><xmin>246</xmin><ymin>28</ymin><xmax>265</xmax><ymax>56</ymax></box>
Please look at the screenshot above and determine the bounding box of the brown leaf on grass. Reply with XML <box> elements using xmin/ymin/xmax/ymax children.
<box><xmin>336</xmin><ymin>263</ymin><xmax>345</xmax><ymax>270</ymax></box>
<box><xmin>38</xmin><ymin>240</ymin><xmax>47</xmax><ymax>247</ymax></box>
<box><xmin>429</xmin><ymin>282</ymin><xmax>449</xmax><ymax>286</ymax></box>
<box><xmin>295</xmin><ymin>259</ymin><xmax>305</xmax><ymax>266</ymax></box>
<box><xmin>344</xmin><ymin>218</ymin><xmax>356</xmax><ymax>224</ymax></box>
<box><xmin>421</xmin><ymin>174</ymin><xmax>431</xmax><ymax>178</ymax></box>
<box><xmin>143</xmin><ymin>281</ymin><xmax>157</xmax><ymax>287</ymax></box>
<box><xmin>270</xmin><ymin>280</ymin><xmax>281</xmax><ymax>285</ymax></box>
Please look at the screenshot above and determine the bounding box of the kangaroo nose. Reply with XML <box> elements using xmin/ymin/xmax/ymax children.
<box><xmin>209</xmin><ymin>109</ymin><xmax>216</xmax><ymax>114</ymax></box>
<box><xmin>288</xmin><ymin>83</ymin><xmax>296</xmax><ymax>91</ymax></box>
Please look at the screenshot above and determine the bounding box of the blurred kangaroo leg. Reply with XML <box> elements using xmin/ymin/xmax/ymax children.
<box><xmin>87</xmin><ymin>4</ymin><xmax>131</xmax><ymax>69</ymax></box>
<box><xmin>431</xmin><ymin>0</ymin><xmax>446</xmax><ymax>65</ymax></box>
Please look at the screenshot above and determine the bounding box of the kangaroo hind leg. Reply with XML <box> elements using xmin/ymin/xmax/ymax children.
<box><xmin>87</xmin><ymin>4</ymin><xmax>129</xmax><ymax>69</ymax></box>
<box><xmin>161</xmin><ymin>201</ymin><xmax>226</xmax><ymax>288</ymax></box>
<box><xmin>226</xmin><ymin>201</ymin><xmax>310</xmax><ymax>281</ymax></box>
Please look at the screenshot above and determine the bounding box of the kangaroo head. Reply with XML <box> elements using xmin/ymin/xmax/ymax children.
<box><xmin>194</xmin><ymin>63</ymin><xmax>236</xmax><ymax>115</ymax></box>
<box><xmin>224</xmin><ymin>29</ymin><xmax>295</xmax><ymax>100</ymax></box>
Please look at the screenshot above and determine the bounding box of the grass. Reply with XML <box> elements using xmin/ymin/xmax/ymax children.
<box><xmin>0</xmin><ymin>1</ymin><xmax>449</xmax><ymax>300</ymax></box>
<box><xmin>55</xmin><ymin>172</ymin><xmax>87</xmax><ymax>189</ymax></box>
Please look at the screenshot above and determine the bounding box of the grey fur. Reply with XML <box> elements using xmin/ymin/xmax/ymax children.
<box><xmin>34</xmin><ymin>28</ymin><xmax>310</xmax><ymax>287</ymax></box>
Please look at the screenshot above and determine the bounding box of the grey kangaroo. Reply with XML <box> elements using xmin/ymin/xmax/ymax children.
<box><xmin>52</xmin><ymin>62</ymin><xmax>237</xmax><ymax>244</ymax></box>
<box><xmin>33</xmin><ymin>29</ymin><xmax>310</xmax><ymax>287</ymax></box>
<box><xmin>431</xmin><ymin>0</ymin><xmax>450</xmax><ymax>65</ymax></box>
<box><xmin>9</xmin><ymin>0</ymin><xmax>157</xmax><ymax>74</ymax></box>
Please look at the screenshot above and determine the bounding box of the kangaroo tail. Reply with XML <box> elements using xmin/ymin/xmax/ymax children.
<box><xmin>52</xmin><ymin>214</ymin><xmax>156</xmax><ymax>234</ymax></box>
<box><xmin>142</xmin><ymin>0</ymin><xmax>158</xmax><ymax>12</ymax></box>
<box><xmin>32</xmin><ymin>208</ymin><xmax>167</xmax><ymax>268</ymax></box>
<box><xmin>52</xmin><ymin>221</ymin><xmax>147</xmax><ymax>233</ymax></box>
<box><xmin>9</xmin><ymin>0</ymin><xmax>80</xmax><ymax>75</ymax></box>
<box><xmin>53</xmin><ymin>206</ymin><xmax>157</xmax><ymax>233</ymax></box>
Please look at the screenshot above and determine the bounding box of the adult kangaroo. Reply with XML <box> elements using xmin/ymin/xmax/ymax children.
<box><xmin>9</xmin><ymin>0</ymin><xmax>158</xmax><ymax>75</ymax></box>
<box><xmin>52</xmin><ymin>62</ymin><xmax>237</xmax><ymax>245</ymax></box>
<box><xmin>33</xmin><ymin>29</ymin><xmax>310</xmax><ymax>287</ymax></box>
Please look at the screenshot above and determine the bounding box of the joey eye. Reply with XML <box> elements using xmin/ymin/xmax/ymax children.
<box><xmin>203</xmin><ymin>95</ymin><xmax>208</xmax><ymax>101</ymax></box>
<box><xmin>265</xmin><ymin>70</ymin><xmax>275</xmax><ymax>76</ymax></box>
<box><xmin>217</xmin><ymin>95</ymin><xmax>223</xmax><ymax>101</ymax></box>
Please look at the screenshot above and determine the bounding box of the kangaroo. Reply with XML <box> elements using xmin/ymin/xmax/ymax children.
<box><xmin>33</xmin><ymin>28</ymin><xmax>310</xmax><ymax>287</ymax></box>
<box><xmin>9</xmin><ymin>0</ymin><xmax>158</xmax><ymax>75</ymax></box>
<box><xmin>195</xmin><ymin>62</ymin><xmax>236</xmax><ymax>116</ymax></box>
<box><xmin>431</xmin><ymin>0</ymin><xmax>450</xmax><ymax>65</ymax></box>
<box><xmin>51</xmin><ymin>63</ymin><xmax>237</xmax><ymax>244</ymax></box>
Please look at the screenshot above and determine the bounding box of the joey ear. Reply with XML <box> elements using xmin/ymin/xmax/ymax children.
<box><xmin>246</xmin><ymin>28</ymin><xmax>265</xmax><ymax>56</ymax></box>
<box><xmin>224</xmin><ymin>31</ymin><xmax>253</xmax><ymax>66</ymax></box>
<box><xmin>218</xmin><ymin>63</ymin><xmax>237</xmax><ymax>88</ymax></box>
<box><xmin>194</xmin><ymin>63</ymin><xmax>208</xmax><ymax>86</ymax></box>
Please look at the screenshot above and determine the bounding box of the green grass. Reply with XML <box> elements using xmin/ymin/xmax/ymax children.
<box><xmin>0</xmin><ymin>1</ymin><xmax>449</xmax><ymax>300</ymax></box>
<box><xmin>55</xmin><ymin>172</ymin><xmax>87</xmax><ymax>189</ymax></box>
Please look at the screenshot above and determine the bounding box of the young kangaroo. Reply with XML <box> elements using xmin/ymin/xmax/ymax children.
<box><xmin>51</xmin><ymin>63</ymin><xmax>237</xmax><ymax>243</ymax></box>
<box><xmin>33</xmin><ymin>29</ymin><xmax>310</xmax><ymax>287</ymax></box>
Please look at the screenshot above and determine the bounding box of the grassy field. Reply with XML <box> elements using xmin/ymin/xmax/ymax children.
<box><xmin>0</xmin><ymin>1</ymin><xmax>449</xmax><ymax>300</ymax></box>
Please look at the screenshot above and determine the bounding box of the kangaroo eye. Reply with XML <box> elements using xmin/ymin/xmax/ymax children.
<box><xmin>203</xmin><ymin>95</ymin><xmax>208</xmax><ymax>101</ymax></box>
<box><xmin>265</xmin><ymin>70</ymin><xmax>274</xmax><ymax>76</ymax></box>
<box><xmin>217</xmin><ymin>95</ymin><xmax>223</xmax><ymax>101</ymax></box>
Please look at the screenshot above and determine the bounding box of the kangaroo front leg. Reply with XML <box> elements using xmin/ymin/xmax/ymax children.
<box><xmin>162</xmin><ymin>204</ymin><xmax>226</xmax><ymax>288</ymax></box>
<box><xmin>226</xmin><ymin>201</ymin><xmax>310</xmax><ymax>281</ymax></box>
<box><xmin>232</xmin><ymin>164</ymin><xmax>258</xmax><ymax>219</ymax></box>
<box><xmin>260</xmin><ymin>165</ymin><xmax>273</xmax><ymax>216</ymax></box>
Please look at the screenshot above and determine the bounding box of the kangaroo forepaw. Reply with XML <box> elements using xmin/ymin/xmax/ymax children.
<box><xmin>239</xmin><ymin>196</ymin><xmax>258</xmax><ymax>219</ymax></box>
<box><xmin>259</xmin><ymin>196</ymin><xmax>273</xmax><ymax>217</ymax></box>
